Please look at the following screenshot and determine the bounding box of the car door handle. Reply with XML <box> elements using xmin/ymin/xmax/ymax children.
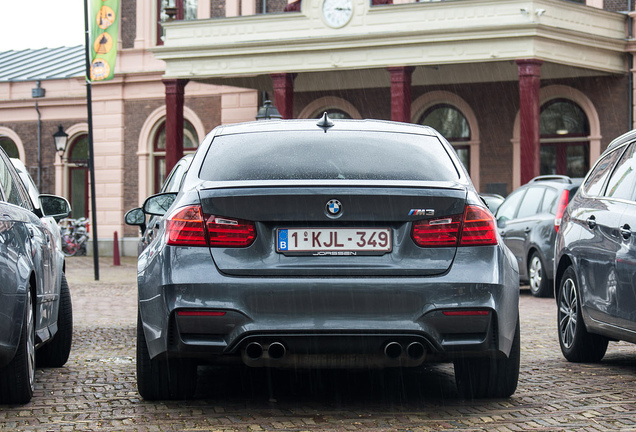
<box><xmin>524</xmin><ymin>227</ymin><xmax>531</xmax><ymax>233</ymax></box>
<box><xmin>620</xmin><ymin>224</ymin><xmax>632</xmax><ymax>240</ymax></box>
<box><xmin>586</xmin><ymin>216</ymin><xmax>597</xmax><ymax>229</ymax></box>
<box><xmin>28</xmin><ymin>228</ymin><xmax>34</xmax><ymax>238</ymax></box>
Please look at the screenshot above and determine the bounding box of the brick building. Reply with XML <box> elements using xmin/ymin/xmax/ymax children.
<box><xmin>0</xmin><ymin>0</ymin><xmax>635</xmax><ymax>254</ymax></box>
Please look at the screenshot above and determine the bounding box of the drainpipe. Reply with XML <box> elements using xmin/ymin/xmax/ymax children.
<box><xmin>31</xmin><ymin>81</ymin><xmax>45</xmax><ymax>190</ymax></box>
<box><xmin>35</xmin><ymin>102</ymin><xmax>41</xmax><ymax>189</ymax></box>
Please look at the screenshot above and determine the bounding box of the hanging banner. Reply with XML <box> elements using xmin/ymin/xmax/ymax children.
<box><xmin>90</xmin><ymin>0</ymin><xmax>119</xmax><ymax>81</ymax></box>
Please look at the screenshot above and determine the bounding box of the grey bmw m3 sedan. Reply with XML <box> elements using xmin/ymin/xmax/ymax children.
<box><xmin>129</xmin><ymin>115</ymin><xmax>520</xmax><ymax>400</ymax></box>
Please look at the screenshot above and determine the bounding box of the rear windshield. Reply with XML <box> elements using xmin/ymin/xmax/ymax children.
<box><xmin>199</xmin><ymin>130</ymin><xmax>459</xmax><ymax>181</ymax></box>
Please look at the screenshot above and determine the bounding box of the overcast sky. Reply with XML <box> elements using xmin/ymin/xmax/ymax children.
<box><xmin>0</xmin><ymin>0</ymin><xmax>85</xmax><ymax>51</ymax></box>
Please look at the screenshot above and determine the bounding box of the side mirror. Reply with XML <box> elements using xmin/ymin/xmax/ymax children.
<box><xmin>38</xmin><ymin>195</ymin><xmax>71</xmax><ymax>222</ymax></box>
<box><xmin>125</xmin><ymin>207</ymin><xmax>147</xmax><ymax>234</ymax></box>
<box><xmin>497</xmin><ymin>217</ymin><xmax>507</xmax><ymax>229</ymax></box>
<box><xmin>143</xmin><ymin>192</ymin><xmax>177</xmax><ymax>217</ymax></box>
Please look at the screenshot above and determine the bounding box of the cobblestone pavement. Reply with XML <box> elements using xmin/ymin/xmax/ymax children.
<box><xmin>2</xmin><ymin>256</ymin><xmax>636</xmax><ymax>431</ymax></box>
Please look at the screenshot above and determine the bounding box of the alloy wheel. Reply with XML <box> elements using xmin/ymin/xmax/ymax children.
<box><xmin>529</xmin><ymin>255</ymin><xmax>543</xmax><ymax>292</ymax></box>
<box><xmin>558</xmin><ymin>277</ymin><xmax>578</xmax><ymax>349</ymax></box>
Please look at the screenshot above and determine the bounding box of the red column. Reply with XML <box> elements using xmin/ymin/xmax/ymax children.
<box><xmin>516</xmin><ymin>59</ymin><xmax>543</xmax><ymax>185</ymax></box>
<box><xmin>387</xmin><ymin>66</ymin><xmax>415</xmax><ymax>123</ymax></box>
<box><xmin>271</xmin><ymin>73</ymin><xmax>296</xmax><ymax>119</ymax></box>
<box><xmin>163</xmin><ymin>78</ymin><xmax>189</xmax><ymax>177</ymax></box>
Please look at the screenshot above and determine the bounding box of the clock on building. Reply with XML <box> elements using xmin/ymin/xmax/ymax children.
<box><xmin>322</xmin><ymin>0</ymin><xmax>353</xmax><ymax>28</ymax></box>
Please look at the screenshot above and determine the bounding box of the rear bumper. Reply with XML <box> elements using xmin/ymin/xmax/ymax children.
<box><xmin>137</xmin><ymin>244</ymin><xmax>519</xmax><ymax>368</ymax></box>
<box><xmin>168</xmin><ymin>310</ymin><xmax>499</xmax><ymax>368</ymax></box>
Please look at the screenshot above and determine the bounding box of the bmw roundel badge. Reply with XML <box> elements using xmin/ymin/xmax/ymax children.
<box><xmin>326</xmin><ymin>199</ymin><xmax>342</xmax><ymax>217</ymax></box>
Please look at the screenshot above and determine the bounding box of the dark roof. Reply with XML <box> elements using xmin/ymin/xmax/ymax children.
<box><xmin>0</xmin><ymin>46</ymin><xmax>85</xmax><ymax>82</ymax></box>
<box><xmin>213</xmin><ymin>118</ymin><xmax>440</xmax><ymax>136</ymax></box>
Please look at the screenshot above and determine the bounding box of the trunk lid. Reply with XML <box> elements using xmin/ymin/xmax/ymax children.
<box><xmin>198</xmin><ymin>181</ymin><xmax>467</xmax><ymax>276</ymax></box>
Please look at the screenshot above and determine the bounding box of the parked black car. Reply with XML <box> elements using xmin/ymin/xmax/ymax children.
<box><xmin>495</xmin><ymin>175</ymin><xmax>582</xmax><ymax>297</ymax></box>
<box><xmin>127</xmin><ymin>116</ymin><xmax>520</xmax><ymax>401</ymax></box>
<box><xmin>0</xmin><ymin>148</ymin><xmax>72</xmax><ymax>404</ymax></box>
<box><xmin>555</xmin><ymin>129</ymin><xmax>636</xmax><ymax>363</ymax></box>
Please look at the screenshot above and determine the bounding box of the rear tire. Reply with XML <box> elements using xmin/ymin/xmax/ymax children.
<box><xmin>37</xmin><ymin>273</ymin><xmax>73</xmax><ymax>367</ymax></box>
<box><xmin>0</xmin><ymin>287</ymin><xmax>35</xmax><ymax>404</ymax></box>
<box><xmin>528</xmin><ymin>252</ymin><xmax>551</xmax><ymax>297</ymax></box>
<box><xmin>557</xmin><ymin>266</ymin><xmax>608</xmax><ymax>362</ymax></box>
<box><xmin>454</xmin><ymin>319</ymin><xmax>520</xmax><ymax>399</ymax></box>
<box><xmin>136</xmin><ymin>312</ymin><xmax>197</xmax><ymax>400</ymax></box>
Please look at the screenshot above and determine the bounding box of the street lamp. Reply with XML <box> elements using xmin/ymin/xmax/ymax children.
<box><xmin>53</xmin><ymin>125</ymin><xmax>69</xmax><ymax>159</ymax></box>
<box><xmin>255</xmin><ymin>100</ymin><xmax>282</xmax><ymax>120</ymax></box>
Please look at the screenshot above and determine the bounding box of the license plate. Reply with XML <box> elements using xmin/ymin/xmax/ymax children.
<box><xmin>277</xmin><ymin>228</ymin><xmax>392</xmax><ymax>255</ymax></box>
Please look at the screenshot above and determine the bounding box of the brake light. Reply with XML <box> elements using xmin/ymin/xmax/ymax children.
<box><xmin>459</xmin><ymin>205</ymin><xmax>498</xmax><ymax>246</ymax></box>
<box><xmin>166</xmin><ymin>205</ymin><xmax>207</xmax><ymax>246</ymax></box>
<box><xmin>554</xmin><ymin>190</ymin><xmax>570</xmax><ymax>232</ymax></box>
<box><xmin>207</xmin><ymin>216</ymin><xmax>256</xmax><ymax>247</ymax></box>
<box><xmin>411</xmin><ymin>205</ymin><xmax>497</xmax><ymax>247</ymax></box>
<box><xmin>412</xmin><ymin>215</ymin><xmax>461</xmax><ymax>247</ymax></box>
<box><xmin>166</xmin><ymin>205</ymin><xmax>256</xmax><ymax>248</ymax></box>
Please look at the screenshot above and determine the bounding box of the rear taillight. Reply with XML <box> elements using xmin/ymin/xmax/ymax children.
<box><xmin>166</xmin><ymin>205</ymin><xmax>208</xmax><ymax>246</ymax></box>
<box><xmin>206</xmin><ymin>216</ymin><xmax>256</xmax><ymax>247</ymax></box>
<box><xmin>166</xmin><ymin>205</ymin><xmax>256</xmax><ymax>247</ymax></box>
<box><xmin>554</xmin><ymin>190</ymin><xmax>570</xmax><ymax>232</ymax></box>
<box><xmin>459</xmin><ymin>205</ymin><xmax>498</xmax><ymax>246</ymax></box>
<box><xmin>411</xmin><ymin>205</ymin><xmax>497</xmax><ymax>247</ymax></box>
<box><xmin>412</xmin><ymin>215</ymin><xmax>462</xmax><ymax>247</ymax></box>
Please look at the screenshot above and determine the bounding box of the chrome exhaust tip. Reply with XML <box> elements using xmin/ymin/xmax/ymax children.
<box><xmin>267</xmin><ymin>342</ymin><xmax>287</xmax><ymax>359</ymax></box>
<box><xmin>245</xmin><ymin>342</ymin><xmax>264</xmax><ymax>360</ymax></box>
<box><xmin>384</xmin><ymin>342</ymin><xmax>403</xmax><ymax>359</ymax></box>
<box><xmin>406</xmin><ymin>342</ymin><xmax>425</xmax><ymax>360</ymax></box>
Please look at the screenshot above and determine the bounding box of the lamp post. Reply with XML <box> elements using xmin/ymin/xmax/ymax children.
<box><xmin>53</xmin><ymin>125</ymin><xmax>69</xmax><ymax>159</ymax></box>
<box><xmin>255</xmin><ymin>100</ymin><xmax>282</xmax><ymax>120</ymax></box>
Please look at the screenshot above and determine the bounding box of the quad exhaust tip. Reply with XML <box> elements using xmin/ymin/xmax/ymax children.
<box><xmin>245</xmin><ymin>341</ymin><xmax>287</xmax><ymax>360</ymax></box>
<box><xmin>406</xmin><ymin>342</ymin><xmax>425</xmax><ymax>360</ymax></box>
<box><xmin>384</xmin><ymin>341</ymin><xmax>426</xmax><ymax>360</ymax></box>
<box><xmin>268</xmin><ymin>342</ymin><xmax>287</xmax><ymax>359</ymax></box>
<box><xmin>245</xmin><ymin>342</ymin><xmax>264</xmax><ymax>360</ymax></box>
<box><xmin>384</xmin><ymin>342</ymin><xmax>403</xmax><ymax>359</ymax></box>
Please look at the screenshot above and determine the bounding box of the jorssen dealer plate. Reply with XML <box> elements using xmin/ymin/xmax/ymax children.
<box><xmin>277</xmin><ymin>228</ymin><xmax>392</xmax><ymax>256</ymax></box>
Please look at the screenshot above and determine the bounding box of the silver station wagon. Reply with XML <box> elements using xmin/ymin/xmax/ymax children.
<box><xmin>128</xmin><ymin>115</ymin><xmax>520</xmax><ymax>400</ymax></box>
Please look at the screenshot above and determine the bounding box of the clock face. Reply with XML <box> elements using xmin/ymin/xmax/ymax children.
<box><xmin>322</xmin><ymin>0</ymin><xmax>353</xmax><ymax>28</ymax></box>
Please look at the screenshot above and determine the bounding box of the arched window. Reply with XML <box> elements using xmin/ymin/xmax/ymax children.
<box><xmin>418</xmin><ymin>104</ymin><xmax>471</xmax><ymax>172</ymax></box>
<box><xmin>68</xmin><ymin>134</ymin><xmax>89</xmax><ymax>219</ymax></box>
<box><xmin>298</xmin><ymin>97</ymin><xmax>362</xmax><ymax>120</ymax></box>
<box><xmin>321</xmin><ymin>109</ymin><xmax>351</xmax><ymax>119</ymax></box>
<box><xmin>0</xmin><ymin>137</ymin><xmax>19</xmax><ymax>159</ymax></box>
<box><xmin>540</xmin><ymin>99</ymin><xmax>589</xmax><ymax>178</ymax></box>
<box><xmin>152</xmin><ymin>119</ymin><xmax>199</xmax><ymax>193</ymax></box>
